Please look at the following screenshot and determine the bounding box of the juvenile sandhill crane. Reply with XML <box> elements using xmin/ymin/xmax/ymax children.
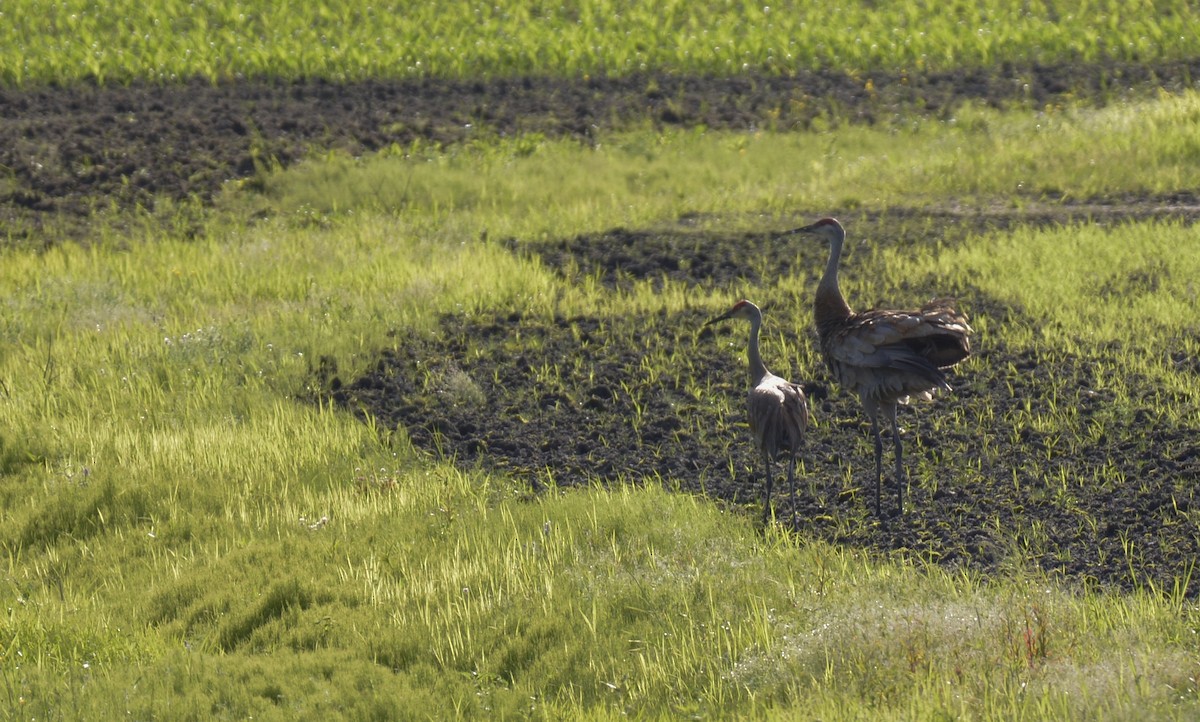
<box><xmin>706</xmin><ymin>300</ymin><xmax>810</xmax><ymax>524</ymax></box>
<box><xmin>791</xmin><ymin>218</ymin><xmax>972</xmax><ymax>516</ymax></box>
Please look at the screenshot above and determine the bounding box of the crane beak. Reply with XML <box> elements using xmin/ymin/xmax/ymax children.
<box><xmin>703</xmin><ymin>310</ymin><xmax>732</xmax><ymax>327</ymax></box>
<box><xmin>776</xmin><ymin>223</ymin><xmax>816</xmax><ymax>238</ymax></box>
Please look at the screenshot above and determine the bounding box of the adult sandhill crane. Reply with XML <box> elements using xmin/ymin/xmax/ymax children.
<box><xmin>706</xmin><ymin>300</ymin><xmax>810</xmax><ymax>524</ymax></box>
<box><xmin>791</xmin><ymin>218</ymin><xmax>972</xmax><ymax>516</ymax></box>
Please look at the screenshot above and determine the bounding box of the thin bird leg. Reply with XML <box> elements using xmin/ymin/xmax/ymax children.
<box><xmin>786</xmin><ymin>454</ymin><xmax>797</xmax><ymax>525</ymax></box>
<box><xmin>886</xmin><ymin>403</ymin><xmax>904</xmax><ymax>515</ymax></box>
<box><xmin>761</xmin><ymin>450</ymin><xmax>775</xmax><ymax>524</ymax></box>
<box><xmin>871</xmin><ymin>415</ymin><xmax>884</xmax><ymax>517</ymax></box>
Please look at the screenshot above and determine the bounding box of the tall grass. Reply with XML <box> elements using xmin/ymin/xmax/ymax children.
<box><xmin>926</xmin><ymin>221</ymin><xmax>1200</xmax><ymax>344</ymax></box>
<box><xmin>6</xmin><ymin>481</ymin><xmax>1199</xmax><ymax>717</ymax></box>
<box><xmin>250</xmin><ymin>90</ymin><xmax>1200</xmax><ymax>237</ymax></box>
<box><xmin>2</xmin><ymin>0</ymin><xmax>1199</xmax><ymax>85</ymax></box>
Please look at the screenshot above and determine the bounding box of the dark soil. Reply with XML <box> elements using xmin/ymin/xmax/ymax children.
<box><xmin>5</xmin><ymin>60</ymin><xmax>1199</xmax><ymax>594</ymax></box>
<box><xmin>4</xmin><ymin>59</ymin><xmax>1200</xmax><ymax>241</ymax></box>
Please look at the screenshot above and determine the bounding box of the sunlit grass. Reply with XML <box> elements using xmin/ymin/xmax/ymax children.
<box><xmin>7</xmin><ymin>478</ymin><xmax>1199</xmax><ymax>717</ymax></box>
<box><xmin>247</xmin><ymin>90</ymin><xmax>1200</xmax><ymax>241</ymax></box>
<box><xmin>3</xmin><ymin>0</ymin><xmax>1199</xmax><ymax>85</ymax></box>
<box><xmin>926</xmin><ymin>221</ymin><xmax>1200</xmax><ymax>345</ymax></box>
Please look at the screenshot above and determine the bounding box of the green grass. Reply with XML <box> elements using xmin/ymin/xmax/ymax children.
<box><xmin>246</xmin><ymin>90</ymin><xmax>1200</xmax><ymax>238</ymax></box>
<box><xmin>6</xmin><ymin>474</ymin><xmax>1199</xmax><ymax>718</ymax></box>
<box><xmin>2</xmin><ymin>0</ymin><xmax>1200</xmax><ymax>85</ymax></box>
<box><xmin>930</xmin><ymin>220</ymin><xmax>1199</xmax><ymax>344</ymax></box>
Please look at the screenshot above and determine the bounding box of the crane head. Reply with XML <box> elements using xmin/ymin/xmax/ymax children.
<box><xmin>776</xmin><ymin>216</ymin><xmax>844</xmax><ymax>242</ymax></box>
<box><xmin>797</xmin><ymin>217</ymin><xmax>844</xmax><ymax>237</ymax></box>
<box><xmin>704</xmin><ymin>299</ymin><xmax>761</xmax><ymax>327</ymax></box>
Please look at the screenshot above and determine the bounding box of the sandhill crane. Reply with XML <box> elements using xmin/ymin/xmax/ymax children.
<box><xmin>706</xmin><ymin>300</ymin><xmax>810</xmax><ymax>524</ymax></box>
<box><xmin>790</xmin><ymin>218</ymin><xmax>972</xmax><ymax>516</ymax></box>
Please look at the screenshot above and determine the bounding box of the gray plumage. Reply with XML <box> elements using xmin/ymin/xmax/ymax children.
<box><xmin>707</xmin><ymin>300</ymin><xmax>810</xmax><ymax>523</ymax></box>
<box><xmin>791</xmin><ymin>218</ymin><xmax>972</xmax><ymax>516</ymax></box>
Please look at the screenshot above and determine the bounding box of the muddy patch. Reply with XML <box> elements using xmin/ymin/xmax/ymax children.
<box><xmin>504</xmin><ymin>203</ymin><xmax>1200</xmax><ymax>292</ymax></box>
<box><xmin>328</xmin><ymin>263</ymin><xmax>1200</xmax><ymax>596</ymax></box>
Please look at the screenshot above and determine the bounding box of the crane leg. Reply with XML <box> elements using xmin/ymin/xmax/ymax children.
<box><xmin>761</xmin><ymin>452</ymin><xmax>775</xmax><ymax>524</ymax></box>
<box><xmin>786</xmin><ymin>455</ymin><xmax>797</xmax><ymax>525</ymax></box>
<box><xmin>886</xmin><ymin>404</ymin><xmax>904</xmax><ymax>515</ymax></box>
<box><xmin>872</xmin><ymin>417</ymin><xmax>884</xmax><ymax>517</ymax></box>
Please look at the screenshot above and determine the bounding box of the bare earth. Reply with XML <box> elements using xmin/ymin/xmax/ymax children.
<box><xmin>4</xmin><ymin>60</ymin><xmax>1198</xmax><ymax>594</ymax></box>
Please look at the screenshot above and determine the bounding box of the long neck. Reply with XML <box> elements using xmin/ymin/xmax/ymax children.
<box><xmin>815</xmin><ymin>230</ymin><xmax>852</xmax><ymax>328</ymax></box>
<box><xmin>745</xmin><ymin>309</ymin><xmax>770</xmax><ymax>386</ymax></box>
